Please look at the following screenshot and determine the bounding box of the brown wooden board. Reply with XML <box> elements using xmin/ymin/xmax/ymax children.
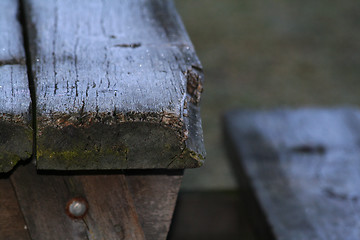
<box><xmin>0</xmin><ymin>0</ymin><xmax>32</xmax><ymax>172</ymax></box>
<box><xmin>8</xmin><ymin>164</ymin><xmax>182</xmax><ymax>239</ymax></box>
<box><xmin>126</xmin><ymin>172</ymin><xmax>183</xmax><ymax>240</ymax></box>
<box><xmin>0</xmin><ymin>178</ymin><xmax>30</xmax><ymax>240</ymax></box>
<box><xmin>10</xmin><ymin>164</ymin><xmax>145</xmax><ymax>240</ymax></box>
<box><xmin>224</xmin><ymin>108</ymin><xmax>360</xmax><ymax>240</ymax></box>
<box><xmin>22</xmin><ymin>0</ymin><xmax>205</xmax><ymax>170</ymax></box>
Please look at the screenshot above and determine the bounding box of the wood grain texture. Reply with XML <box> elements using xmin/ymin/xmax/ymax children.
<box><xmin>0</xmin><ymin>178</ymin><xmax>30</xmax><ymax>240</ymax></box>
<box><xmin>0</xmin><ymin>0</ymin><xmax>32</xmax><ymax>172</ymax></box>
<box><xmin>75</xmin><ymin>175</ymin><xmax>146</xmax><ymax>240</ymax></box>
<box><xmin>22</xmin><ymin>0</ymin><xmax>205</xmax><ymax>170</ymax></box>
<box><xmin>126</xmin><ymin>172</ymin><xmax>183</xmax><ymax>240</ymax></box>
<box><xmin>11</xmin><ymin>164</ymin><xmax>145</xmax><ymax>240</ymax></box>
<box><xmin>224</xmin><ymin>108</ymin><xmax>360</xmax><ymax>240</ymax></box>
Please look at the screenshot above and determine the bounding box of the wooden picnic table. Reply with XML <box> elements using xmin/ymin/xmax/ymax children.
<box><xmin>0</xmin><ymin>0</ymin><xmax>205</xmax><ymax>239</ymax></box>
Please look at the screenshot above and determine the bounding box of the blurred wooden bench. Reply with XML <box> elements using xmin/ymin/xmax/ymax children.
<box><xmin>224</xmin><ymin>108</ymin><xmax>360</xmax><ymax>240</ymax></box>
<box><xmin>0</xmin><ymin>0</ymin><xmax>205</xmax><ymax>239</ymax></box>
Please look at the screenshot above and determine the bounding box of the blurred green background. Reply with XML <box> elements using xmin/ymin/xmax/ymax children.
<box><xmin>175</xmin><ymin>0</ymin><xmax>360</xmax><ymax>191</ymax></box>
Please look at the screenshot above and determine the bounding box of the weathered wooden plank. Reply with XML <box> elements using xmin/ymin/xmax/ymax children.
<box><xmin>224</xmin><ymin>108</ymin><xmax>360</xmax><ymax>240</ymax></box>
<box><xmin>126</xmin><ymin>172</ymin><xmax>183</xmax><ymax>240</ymax></box>
<box><xmin>22</xmin><ymin>0</ymin><xmax>205</xmax><ymax>170</ymax></box>
<box><xmin>0</xmin><ymin>178</ymin><xmax>31</xmax><ymax>240</ymax></box>
<box><xmin>11</xmin><ymin>164</ymin><xmax>145</xmax><ymax>239</ymax></box>
<box><xmin>0</xmin><ymin>0</ymin><xmax>32</xmax><ymax>172</ymax></box>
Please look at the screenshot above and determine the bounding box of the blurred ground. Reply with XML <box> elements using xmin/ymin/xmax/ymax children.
<box><xmin>169</xmin><ymin>0</ymin><xmax>360</xmax><ymax>239</ymax></box>
<box><xmin>176</xmin><ymin>0</ymin><xmax>360</xmax><ymax>190</ymax></box>
<box><xmin>168</xmin><ymin>191</ymin><xmax>256</xmax><ymax>240</ymax></box>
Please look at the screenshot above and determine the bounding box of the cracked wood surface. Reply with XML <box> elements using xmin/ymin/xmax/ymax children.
<box><xmin>22</xmin><ymin>0</ymin><xmax>205</xmax><ymax>170</ymax></box>
<box><xmin>0</xmin><ymin>0</ymin><xmax>32</xmax><ymax>172</ymax></box>
<box><xmin>224</xmin><ymin>108</ymin><xmax>360</xmax><ymax>240</ymax></box>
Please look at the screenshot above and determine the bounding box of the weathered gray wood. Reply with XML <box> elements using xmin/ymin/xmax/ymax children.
<box><xmin>22</xmin><ymin>0</ymin><xmax>205</xmax><ymax>170</ymax></box>
<box><xmin>11</xmin><ymin>164</ymin><xmax>145</xmax><ymax>240</ymax></box>
<box><xmin>0</xmin><ymin>0</ymin><xmax>32</xmax><ymax>172</ymax></box>
<box><xmin>224</xmin><ymin>108</ymin><xmax>360</xmax><ymax>240</ymax></box>
<box><xmin>126</xmin><ymin>172</ymin><xmax>183</xmax><ymax>240</ymax></box>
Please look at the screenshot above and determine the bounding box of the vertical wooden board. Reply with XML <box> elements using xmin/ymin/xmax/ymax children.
<box><xmin>23</xmin><ymin>0</ymin><xmax>205</xmax><ymax>170</ymax></box>
<box><xmin>10</xmin><ymin>163</ymin><xmax>145</xmax><ymax>240</ymax></box>
<box><xmin>126</xmin><ymin>173</ymin><xmax>183</xmax><ymax>240</ymax></box>
<box><xmin>10</xmin><ymin>164</ymin><xmax>89</xmax><ymax>240</ymax></box>
<box><xmin>0</xmin><ymin>178</ymin><xmax>30</xmax><ymax>240</ymax></box>
<box><xmin>76</xmin><ymin>175</ymin><xmax>145</xmax><ymax>240</ymax></box>
<box><xmin>224</xmin><ymin>108</ymin><xmax>360</xmax><ymax>240</ymax></box>
<box><xmin>0</xmin><ymin>0</ymin><xmax>32</xmax><ymax>172</ymax></box>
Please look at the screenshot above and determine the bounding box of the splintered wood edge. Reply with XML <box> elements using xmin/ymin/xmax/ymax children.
<box><xmin>36</xmin><ymin>104</ymin><xmax>205</xmax><ymax>170</ymax></box>
<box><xmin>34</xmin><ymin>75</ymin><xmax>205</xmax><ymax>170</ymax></box>
<box><xmin>34</xmin><ymin>60</ymin><xmax>205</xmax><ymax>170</ymax></box>
<box><xmin>34</xmin><ymin>65</ymin><xmax>205</xmax><ymax>170</ymax></box>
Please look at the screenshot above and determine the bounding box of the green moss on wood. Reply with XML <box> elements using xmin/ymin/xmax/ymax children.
<box><xmin>167</xmin><ymin>148</ymin><xmax>205</xmax><ymax>169</ymax></box>
<box><xmin>0</xmin><ymin>121</ymin><xmax>32</xmax><ymax>172</ymax></box>
<box><xmin>37</xmin><ymin>121</ymin><xmax>185</xmax><ymax>170</ymax></box>
<box><xmin>0</xmin><ymin>152</ymin><xmax>23</xmax><ymax>172</ymax></box>
<box><xmin>38</xmin><ymin>148</ymin><xmax>128</xmax><ymax>170</ymax></box>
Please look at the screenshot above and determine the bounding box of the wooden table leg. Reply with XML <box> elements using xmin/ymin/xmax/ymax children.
<box><xmin>8</xmin><ymin>163</ymin><xmax>182</xmax><ymax>240</ymax></box>
<box><xmin>0</xmin><ymin>176</ymin><xmax>30</xmax><ymax>240</ymax></box>
<box><xmin>126</xmin><ymin>172</ymin><xmax>183</xmax><ymax>240</ymax></box>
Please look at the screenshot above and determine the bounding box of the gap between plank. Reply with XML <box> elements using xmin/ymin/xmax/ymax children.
<box><xmin>18</xmin><ymin>0</ymin><xmax>37</xmax><ymax>164</ymax></box>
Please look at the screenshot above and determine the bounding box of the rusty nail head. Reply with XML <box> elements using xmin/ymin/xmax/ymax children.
<box><xmin>66</xmin><ymin>197</ymin><xmax>88</xmax><ymax>219</ymax></box>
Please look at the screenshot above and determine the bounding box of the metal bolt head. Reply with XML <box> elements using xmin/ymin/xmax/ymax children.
<box><xmin>66</xmin><ymin>197</ymin><xmax>88</xmax><ymax>219</ymax></box>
